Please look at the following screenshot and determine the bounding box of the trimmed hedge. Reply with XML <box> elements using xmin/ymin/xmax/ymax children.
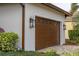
<box><xmin>68</xmin><ymin>30</ymin><xmax>79</xmax><ymax>40</ymax></box>
<box><xmin>0</xmin><ymin>32</ymin><xmax>18</xmax><ymax>51</ymax></box>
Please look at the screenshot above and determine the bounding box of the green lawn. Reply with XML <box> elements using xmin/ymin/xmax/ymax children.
<box><xmin>0</xmin><ymin>50</ymin><xmax>59</xmax><ymax>56</ymax></box>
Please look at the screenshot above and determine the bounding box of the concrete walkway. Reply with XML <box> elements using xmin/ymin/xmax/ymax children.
<box><xmin>38</xmin><ymin>45</ymin><xmax>79</xmax><ymax>55</ymax></box>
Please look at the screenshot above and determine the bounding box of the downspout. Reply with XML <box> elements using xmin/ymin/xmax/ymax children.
<box><xmin>20</xmin><ymin>3</ymin><xmax>25</xmax><ymax>49</ymax></box>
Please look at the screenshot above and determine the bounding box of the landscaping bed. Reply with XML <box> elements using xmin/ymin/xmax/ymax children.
<box><xmin>63</xmin><ymin>49</ymin><xmax>79</xmax><ymax>56</ymax></box>
<box><xmin>0</xmin><ymin>50</ymin><xmax>59</xmax><ymax>56</ymax></box>
<box><xmin>65</xmin><ymin>30</ymin><xmax>79</xmax><ymax>45</ymax></box>
<box><xmin>0</xmin><ymin>32</ymin><xmax>59</xmax><ymax>56</ymax></box>
<box><xmin>65</xmin><ymin>39</ymin><xmax>79</xmax><ymax>45</ymax></box>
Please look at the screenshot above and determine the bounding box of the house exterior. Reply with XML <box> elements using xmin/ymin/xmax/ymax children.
<box><xmin>65</xmin><ymin>17</ymin><xmax>74</xmax><ymax>39</ymax></box>
<box><xmin>65</xmin><ymin>11</ymin><xmax>79</xmax><ymax>39</ymax></box>
<box><xmin>0</xmin><ymin>3</ymin><xmax>70</xmax><ymax>51</ymax></box>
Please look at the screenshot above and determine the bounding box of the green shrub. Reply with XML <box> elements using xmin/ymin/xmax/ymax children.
<box><xmin>68</xmin><ymin>30</ymin><xmax>79</xmax><ymax>45</ymax></box>
<box><xmin>68</xmin><ymin>30</ymin><xmax>79</xmax><ymax>40</ymax></box>
<box><xmin>74</xmin><ymin>24</ymin><xmax>79</xmax><ymax>30</ymax></box>
<box><xmin>0</xmin><ymin>32</ymin><xmax>18</xmax><ymax>51</ymax></box>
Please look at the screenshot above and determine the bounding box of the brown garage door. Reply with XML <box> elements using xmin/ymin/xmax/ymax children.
<box><xmin>35</xmin><ymin>16</ymin><xmax>60</xmax><ymax>50</ymax></box>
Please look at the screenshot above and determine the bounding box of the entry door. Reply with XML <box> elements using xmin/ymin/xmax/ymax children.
<box><xmin>35</xmin><ymin>16</ymin><xmax>60</xmax><ymax>50</ymax></box>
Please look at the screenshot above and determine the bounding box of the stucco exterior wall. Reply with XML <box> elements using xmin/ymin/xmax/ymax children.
<box><xmin>25</xmin><ymin>3</ymin><xmax>66</xmax><ymax>51</ymax></box>
<box><xmin>65</xmin><ymin>22</ymin><xmax>74</xmax><ymax>39</ymax></box>
<box><xmin>0</xmin><ymin>4</ymin><xmax>22</xmax><ymax>49</ymax></box>
<box><xmin>65</xmin><ymin>17</ymin><xmax>74</xmax><ymax>39</ymax></box>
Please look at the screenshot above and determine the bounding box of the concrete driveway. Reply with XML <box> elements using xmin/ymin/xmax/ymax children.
<box><xmin>38</xmin><ymin>45</ymin><xmax>79</xmax><ymax>55</ymax></box>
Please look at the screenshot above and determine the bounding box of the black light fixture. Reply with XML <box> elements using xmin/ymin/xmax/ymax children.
<box><xmin>30</xmin><ymin>18</ymin><xmax>35</xmax><ymax>28</ymax></box>
<box><xmin>63</xmin><ymin>24</ymin><xmax>66</xmax><ymax>30</ymax></box>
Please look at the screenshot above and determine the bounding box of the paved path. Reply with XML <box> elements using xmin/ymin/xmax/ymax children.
<box><xmin>38</xmin><ymin>45</ymin><xmax>79</xmax><ymax>55</ymax></box>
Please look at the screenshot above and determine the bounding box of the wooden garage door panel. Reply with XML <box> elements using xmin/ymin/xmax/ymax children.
<box><xmin>35</xmin><ymin>16</ymin><xmax>60</xmax><ymax>50</ymax></box>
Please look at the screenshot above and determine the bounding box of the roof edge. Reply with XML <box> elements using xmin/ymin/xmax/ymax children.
<box><xmin>41</xmin><ymin>3</ymin><xmax>71</xmax><ymax>16</ymax></box>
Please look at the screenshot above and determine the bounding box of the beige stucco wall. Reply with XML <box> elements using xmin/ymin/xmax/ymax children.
<box><xmin>0</xmin><ymin>4</ymin><xmax>22</xmax><ymax>49</ymax></box>
<box><xmin>65</xmin><ymin>22</ymin><xmax>74</xmax><ymax>30</ymax></box>
<box><xmin>65</xmin><ymin>17</ymin><xmax>74</xmax><ymax>39</ymax></box>
<box><xmin>25</xmin><ymin>3</ymin><xmax>66</xmax><ymax>51</ymax></box>
<box><xmin>65</xmin><ymin>22</ymin><xmax>74</xmax><ymax>39</ymax></box>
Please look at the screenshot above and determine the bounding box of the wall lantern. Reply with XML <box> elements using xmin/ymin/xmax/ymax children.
<box><xmin>30</xmin><ymin>18</ymin><xmax>35</xmax><ymax>28</ymax></box>
<box><xmin>63</xmin><ymin>24</ymin><xmax>66</xmax><ymax>30</ymax></box>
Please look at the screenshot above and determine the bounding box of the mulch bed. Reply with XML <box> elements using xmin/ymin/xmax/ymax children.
<box><xmin>64</xmin><ymin>39</ymin><xmax>79</xmax><ymax>45</ymax></box>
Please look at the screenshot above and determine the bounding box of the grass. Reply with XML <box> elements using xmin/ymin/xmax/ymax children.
<box><xmin>0</xmin><ymin>50</ymin><xmax>59</xmax><ymax>56</ymax></box>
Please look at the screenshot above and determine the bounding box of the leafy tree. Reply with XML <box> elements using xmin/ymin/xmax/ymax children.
<box><xmin>70</xmin><ymin>3</ymin><xmax>79</xmax><ymax>30</ymax></box>
<box><xmin>70</xmin><ymin>3</ymin><xmax>78</xmax><ymax>15</ymax></box>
